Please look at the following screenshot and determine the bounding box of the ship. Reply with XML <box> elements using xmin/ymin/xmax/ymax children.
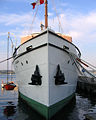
<box><xmin>13</xmin><ymin>0</ymin><xmax>81</xmax><ymax>119</ymax></box>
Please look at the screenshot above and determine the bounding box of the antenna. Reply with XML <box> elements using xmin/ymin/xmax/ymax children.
<box><xmin>40</xmin><ymin>22</ymin><xmax>44</xmax><ymax>30</ymax></box>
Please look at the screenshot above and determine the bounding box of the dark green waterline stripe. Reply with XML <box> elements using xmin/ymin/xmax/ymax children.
<box><xmin>19</xmin><ymin>92</ymin><xmax>75</xmax><ymax>119</ymax></box>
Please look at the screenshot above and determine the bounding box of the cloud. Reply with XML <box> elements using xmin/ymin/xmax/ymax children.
<box><xmin>48</xmin><ymin>12</ymin><xmax>54</xmax><ymax>17</ymax></box>
<box><xmin>0</xmin><ymin>32</ymin><xmax>8</xmax><ymax>36</ymax></box>
<box><xmin>49</xmin><ymin>11</ymin><xmax>96</xmax><ymax>43</ymax></box>
<box><xmin>0</xmin><ymin>13</ymin><xmax>33</xmax><ymax>26</ymax></box>
<box><xmin>60</xmin><ymin>2</ymin><xmax>68</xmax><ymax>7</ymax></box>
<box><xmin>1</xmin><ymin>10</ymin><xmax>96</xmax><ymax>43</ymax></box>
<box><xmin>68</xmin><ymin>31</ymin><xmax>82</xmax><ymax>39</ymax></box>
<box><xmin>0</xmin><ymin>52</ymin><xmax>12</xmax><ymax>70</ymax></box>
<box><xmin>0</xmin><ymin>11</ymin><xmax>41</xmax><ymax>41</ymax></box>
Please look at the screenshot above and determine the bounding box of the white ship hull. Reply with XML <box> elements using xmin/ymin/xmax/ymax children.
<box><xmin>13</xmin><ymin>29</ymin><xmax>80</xmax><ymax>119</ymax></box>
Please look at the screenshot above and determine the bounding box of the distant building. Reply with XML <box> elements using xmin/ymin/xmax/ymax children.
<box><xmin>0</xmin><ymin>70</ymin><xmax>15</xmax><ymax>74</ymax></box>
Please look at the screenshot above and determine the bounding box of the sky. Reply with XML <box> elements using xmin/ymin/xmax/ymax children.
<box><xmin>0</xmin><ymin>0</ymin><xmax>96</xmax><ymax>70</ymax></box>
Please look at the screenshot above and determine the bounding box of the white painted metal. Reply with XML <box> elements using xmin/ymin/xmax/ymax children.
<box><xmin>13</xmin><ymin>29</ymin><xmax>80</xmax><ymax>107</ymax></box>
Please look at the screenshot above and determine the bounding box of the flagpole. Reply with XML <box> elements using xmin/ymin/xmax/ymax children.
<box><xmin>45</xmin><ymin>0</ymin><xmax>48</xmax><ymax>28</ymax></box>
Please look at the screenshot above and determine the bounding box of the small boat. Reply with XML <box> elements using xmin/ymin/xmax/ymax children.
<box><xmin>4</xmin><ymin>81</ymin><xmax>16</xmax><ymax>90</ymax></box>
<box><xmin>2</xmin><ymin>32</ymin><xmax>16</xmax><ymax>91</ymax></box>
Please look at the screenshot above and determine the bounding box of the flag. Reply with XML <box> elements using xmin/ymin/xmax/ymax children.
<box><xmin>31</xmin><ymin>0</ymin><xmax>45</xmax><ymax>9</ymax></box>
<box><xmin>31</xmin><ymin>2</ymin><xmax>36</xmax><ymax>9</ymax></box>
<box><xmin>40</xmin><ymin>0</ymin><xmax>44</xmax><ymax>4</ymax></box>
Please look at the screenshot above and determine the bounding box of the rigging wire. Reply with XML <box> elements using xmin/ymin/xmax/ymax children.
<box><xmin>10</xmin><ymin>37</ymin><xmax>14</xmax><ymax>51</ymax></box>
<box><xmin>80</xmin><ymin>58</ymin><xmax>96</xmax><ymax>70</ymax></box>
<box><xmin>9</xmin><ymin>37</ymin><xmax>14</xmax><ymax>81</ymax></box>
<box><xmin>76</xmin><ymin>59</ymin><xmax>96</xmax><ymax>78</ymax></box>
<box><xmin>10</xmin><ymin>33</ymin><xmax>17</xmax><ymax>48</ymax></box>
<box><xmin>51</xmin><ymin>0</ymin><xmax>64</xmax><ymax>33</ymax></box>
<box><xmin>65</xmin><ymin>48</ymin><xmax>96</xmax><ymax>78</ymax></box>
<box><xmin>28</xmin><ymin>5</ymin><xmax>39</xmax><ymax>35</ymax></box>
<box><xmin>76</xmin><ymin>58</ymin><xmax>96</xmax><ymax>71</ymax></box>
<box><xmin>0</xmin><ymin>32</ymin><xmax>15</xmax><ymax>64</ymax></box>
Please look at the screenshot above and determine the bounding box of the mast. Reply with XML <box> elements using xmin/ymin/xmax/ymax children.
<box><xmin>45</xmin><ymin>0</ymin><xmax>48</xmax><ymax>28</ymax></box>
<box><xmin>7</xmin><ymin>32</ymin><xmax>10</xmax><ymax>83</ymax></box>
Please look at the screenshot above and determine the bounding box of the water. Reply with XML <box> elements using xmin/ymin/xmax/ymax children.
<box><xmin>0</xmin><ymin>74</ymin><xmax>96</xmax><ymax>120</ymax></box>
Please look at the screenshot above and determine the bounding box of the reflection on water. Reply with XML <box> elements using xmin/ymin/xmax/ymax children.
<box><xmin>0</xmin><ymin>74</ymin><xmax>96</xmax><ymax>120</ymax></box>
<box><xmin>51</xmin><ymin>96</ymin><xmax>78</xmax><ymax>120</ymax></box>
<box><xmin>4</xmin><ymin>102</ymin><xmax>16</xmax><ymax>117</ymax></box>
<box><xmin>17</xmin><ymin>97</ymin><xmax>45</xmax><ymax>120</ymax></box>
<box><xmin>77</xmin><ymin>90</ymin><xmax>96</xmax><ymax>106</ymax></box>
<box><xmin>0</xmin><ymin>74</ymin><xmax>18</xmax><ymax>120</ymax></box>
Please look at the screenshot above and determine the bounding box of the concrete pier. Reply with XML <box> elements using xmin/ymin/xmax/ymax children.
<box><xmin>77</xmin><ymin>76</ymin><xmax>96</xmax><ymax>96</ymax></box>
<box><xmin>84</xmin><ymin>113</ymin><xmax>96</xmax><ymax>120</ymax></box>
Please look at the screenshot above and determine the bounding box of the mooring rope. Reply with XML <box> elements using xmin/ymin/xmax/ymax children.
<box><xmin>76</xmin><ymin>59</ymin><xmax>96</xmax><ymax>78</ymax></box>
<box><xmin>80</xmin><ymin>58</ymin><xmax>96</xmax><ymax>70</ymax></box>
<box><xmin>64</xmin><ymin>48</ymin><xmax>96</xmax><ymax>78</ymax></box>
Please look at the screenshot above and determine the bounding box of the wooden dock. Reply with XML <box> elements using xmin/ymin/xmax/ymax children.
<box><xmin>77</xmin><ymin>76</ymin><xmax>96</xmax><ymax>96</ymax></box>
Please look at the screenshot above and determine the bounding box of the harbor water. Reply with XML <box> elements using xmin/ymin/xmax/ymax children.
<box><xmin>0</xmin><ymin>74</ymin><xmax>96</xmax><ymax>120</ymax></box>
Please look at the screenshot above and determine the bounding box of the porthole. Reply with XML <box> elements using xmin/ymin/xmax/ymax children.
<box><xmin>26</xmin><ymin>60</ymin><xmax>28</xmax><ymax>64</ymax></box>
<box><xmin>68</xmin><ymin>60</ymin><xmax>70</xmax><ymax>64</ymax></box>
<box><xmin>21</xmin><ymin>62</ymin><xmax>23</xmax><ymax>66</ymax></box>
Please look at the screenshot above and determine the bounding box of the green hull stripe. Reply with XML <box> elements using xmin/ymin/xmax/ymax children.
<box><xmin>19</xmin><ymin>92</ymin><xmax>75</xmax><ymax>119</ymax></box>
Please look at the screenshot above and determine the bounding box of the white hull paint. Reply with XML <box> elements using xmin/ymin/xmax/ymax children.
<box><xmin>13</xmin><ymin>29</ymin><xmax>80</xmax><ymax>110</ymax></box>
